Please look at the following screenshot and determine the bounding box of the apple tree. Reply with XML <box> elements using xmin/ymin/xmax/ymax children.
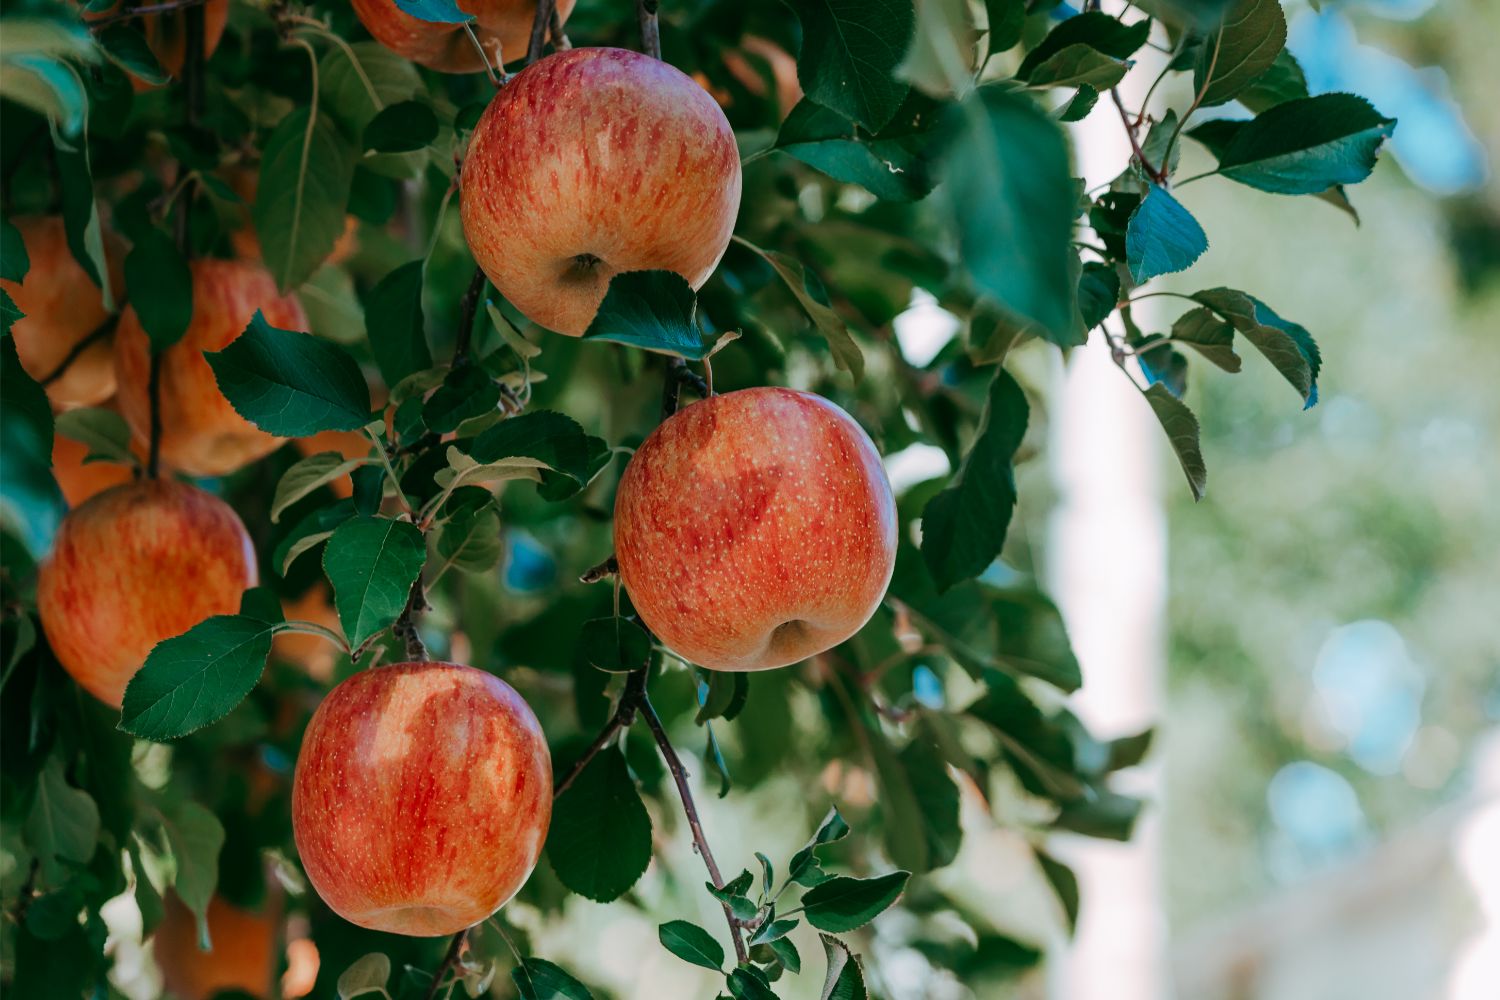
<box><xmin>0</xmin><ymin>0</ymin><xmax>1395</xmax><ymax>996</ymax></box>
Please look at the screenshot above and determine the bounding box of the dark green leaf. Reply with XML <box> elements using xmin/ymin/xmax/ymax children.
<box><xmin>365</xmin><ymin>261</ymin><xmax>431</xmax><ymax>387</ymax></box>
<box><xmin>24</xmin><ymin>756</ymin><xmax>100</xmax><ymax>883</ymax></box>
<box><xmin>95</xmin><ymin>25</ymin><xmax>169</xmax><ymax>85</ymax></box>
<box><xmin>1055</xmin><ymin>787</ymin><xmax>1144</xmax><ymax>840</ymax></box>
<box><xmin>920</xmin><ymin>369</ymin><xmax>1029</xmax><ymax>590</ymax></box>
<box><xmin>786</xmin><ymin>0</ymin><xmax>915</xmax><ymax>131</ymax></box>
<box><xmin>1</xmin><ymin>215</ymin><xmax>28</xmax><ymax>283</ymax></box>
<box><xmin>1191</xmin><ymin>287</ymin><xmax>1319</xmax><ymax>404</ymax></box>
<box><xmin>1035</xmin><ymin>850</ymin><xmax>1079</xmax><ymax>932</ymax></box>
<box><xmin>468</xmin><ymin>410</ymin><xmax>604</xmax><ymax>486</ymax></box>
<box><xmin>1215</xmin><ymin>93</ymin><xmax>1396</xmax><ymax>195</ymax></box>
<box><xmin>801</xmin><ymin>871</ymin><xmax>910</xmax><ymax>933</ymax></box>
<box><xmin>424</xmin><ymin>364</ymin><xmax>501</xmax><ymax>434</ymax></box>
<box><xmin>362</xmin><ymin>101</ymin><xmax>439</xmax><ymax>153</ymax></box>
<box><xmin>939</xmin><ymin>87</ymin><xmax>1079</xmax><ymax>345</ymax></box>
<box><xmin>433</xmin><ymin>489</ymin><xmax>502</xmax><ymax>574</ymax></box>
<box><xmin>1140</xmin><ymin>109</ymin><xmax>1182</xmax><ymax>175</ymax></box>
<box><xmin>1107</xmin><ymin>728</ymin><xmax>1155</xmax><ymax>770</ymax></box>
<box><xmin>706</xmin><ymin>879</ymin><xmax>759</xmax><ymax>921</ymax></box>
<box><xmin>727</xmin><ymin>967</ymin><xmax>779</xmax><ymax>1000</ymax></box>
<box><xmin>322</xmin><ymin>516</ymin><xmax>426</xmax><ymax>651</ymax></box>
<box><xmin>580</xmin><ymin>270</ymin><xmax>724</xmax><ymax>360</ymax></box>
<box><xmin>1193</xmin><ymin>0</ymin><xmax>1287</xmax><ymax>108</ymax></box>
<box><xmin>118</xmin><ymin>615</ymin><xmax>275</xmax><ymax>741</ymax></box>
<box><xmin>1</xmin><ymin>288</ymin><xmax>20</xmax><ymax>337</ymax></box>
<box><xmin>1026</xmin><ymin>45</ymin><xmax>1129</xmax><ymax>90</ymax></box>
<box><xmin>1137</xmin><ymin>344</ymin><xmax>1189</xmax><ymax>398</ymax></box>
<box><xmin>254</xmin><ymin>107</ymin><xmax>358</xmax><ymax>292</ymax></box>
<box><xmin>1056</xmin><ymin>84</ymin><xmax>1099</xmax><ymax>122</ymax></box>
<box><xmin>658</xmin><ymin>920</ymin><xmax>725</xmax><ymax>972</ymax></box>
<box><xmin>271</xmin><ymin>451</ymin><xmax>370</xmax><ymax>523</ymax></box>
<box><xmin>55</xmin><ymin>142</ymin><xmax>111</xmax><ymax>303</ymax></box>
<box><xmin>1238</xmin><ymin>49</ymin><xmax>1309</xmax><ymax>113</ymax></box>
<box><xmin>320</xmin><ymin>42</ymin><xmax>424</xmax><ymax>137</ymax></box>
<box><xmin>1126</xmin><ymin>185</ymin><xmax>1208</xmax><ymax>283</ymax></box>
<box><xmin>578</xmin><ymin>617</ymin><xmax>651</xmax><ymax>673</ymax></box>
<box><xmin>206</xmin><ymin>310</ymin><xmax>373</xmax><ymax>435</ymax></box>
<box><xmin>819</xmin><ymin>935</ymin><xmax>869</xmax><ymax>1000</ymax></box>
<box><xmin>1077</xmin><ymin>261</ymin><xmax>1120</xmax><ymax>332</ymax></box>
<box><xmin>161</xmin><ymin>801</ymin><xmax>225</xmax><ymax>949</ymax></box>
<box><xmin>696</xmin><ymin>670</ymin><xmax>749</xmax><ymax>724</ymax></box>
<box><xmin>737</xmin><ymin>240</ymin><xmax>863</xmax><ymax>379</ymax></box>
<box><xmin>393</xmin><ymin>0</ymin><xmax>474</xmax><ymax>23</ymax></box>
<box><xmin>547</xmin><ymin>747</ymin><xmax>652</xmax><ymax>902</ymax></box>
<box><xmin>274</xmin><ymin>499</ymin><xmax>356</xmax><ymax>575</ymax></box>
<box><xmin>124</xmin><ymin>228</ymin><xmax>193</xmax><ymax>353</ymax></box>
<box><xmin>1170</xmin><ymin>306</ymin><xmax>1241</xmax><ymax>371</ymax></box>
<box><xmin>984</xmin><ymin>0</ymin><xmax>1025</xmax><ymax>53</ymax></box>
<box><xmin>967</xmin><ymin>668</ymin><xmax>1085</xmax><ymax>799</ymax></box>
<box><xmin>1017</xmin><ymin>12</ymin><xmax>1150</xmax><ymax>79</ymax></box>
<box><xmin>1142</xmin><ymin>383</ymin><xmax>1207</xmax><ymax>501</ymax></box>
<box><xmin>775</xmin><ymin>95</ymin><xmax>940</xmax><ymax>202</ymax></box>
<box><xmin>750</xmin><ymin>917</ymin><xmax>799</xmax><ymax>946</ymax></box>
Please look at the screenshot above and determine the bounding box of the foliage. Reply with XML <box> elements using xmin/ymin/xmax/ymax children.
<box><xmin>0</xmin><ymin>0</ymin><xmax>1394</xmax><ymax>996</ymax></box>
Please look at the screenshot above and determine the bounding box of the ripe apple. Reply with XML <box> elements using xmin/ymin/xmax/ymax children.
<box><xmin>113</xmin><ymin>258</ymin><xmax>307</xmax><ymax>478</ymax></box>
<box><xmin>291</xmin><ymin>662</ymin><xmax>552</xmax><ymax>937</ymax></box>
<box><xmin>460</xmin><ymin>47</ymin><xmax>742</xmax><ymax>336</ymax></box>
<box><xmin>613</xmin><ymin>387</ymin><xmax>897</xmax><ymax>671</ymax></box>
<box><xmin>51</xmin><ymin>430</ymin><xmax>135</xmax><ymax>508</ymax></box>
<box><xmin>36</xmin><ymin>478</ymin><xmax>257</xmax><ymax>707</ymax></box>
<box><xmin>352</xmin><ymin>0</ymin><xmax>575</xmax><ymax>74</ymax></box>
<box><xmin>153</xmin><ymin>891</ymin><xmax>277</xmax><ymax>1000</ymax></box>
<box><xmin>1</xmin><ymin>216</ymin><xmax>124</xmax><ymax>409</ymax></box>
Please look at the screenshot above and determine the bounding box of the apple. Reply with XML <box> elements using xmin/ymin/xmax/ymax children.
<box><xmin>613</xmin><ymin>387</ymin><xmax>897</xmax><ymax>671</ymax></box>
<box><xmin>36</xmin><ymin>478</ymin><xmax>257</xmax><ymax>707</ymax></box>
<box><xmin>51</xmin><ymin>430</ymin><xmax>135</xmax><ymax>508</ymax></box>
<box><xmin>352</xmin><ymin>0</ymin><xmax>575</xmax><ymax>74</ymax></box>
<box><xmin>113</xmin><ymin>258</ymin><xmax>307</xmax><ymax>477</ymax></box>
<box><xmin>460</xmin><ymin>47</ymin><xmax>742</xmax><ymax>336</ymax></box>
<box><xmin>291</xmin><ymin>661</ymin><xmax>552</xmax><ymax>937</ymax></box>
<box><xmin>153</xmin><ymin>891</ymin><xmax>278</xmax><ymax>1000</ymax></box>
<box><xmin>1</xmin><ymin>216</ymin><xmax>124</xmax><ymax>409</ymax></box>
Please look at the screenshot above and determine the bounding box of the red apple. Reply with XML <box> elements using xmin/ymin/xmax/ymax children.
<box><xmin>36</xmin><ymin>478</ymin><xmax>258</xmax><ymax>707</ymax></box>
<box><xmin>352</xmin><ymin>0</ymin><xmax>575</xmax><ymax>74</ymax></box>
<box><xmin>153</xmin><ymin>891</ymin><xmax>278</xmax><ymax>1000</ymax></box>
<box><xmin>460</xmin><ymin>47</ymin><xmax>741</xmax><ymax>336</ymax></box>
<box><xmin>613</xmin><ymin>387</ymin><xmax>897</xmax><ymax>671</ymax></box>
<box><xmin>291</xmin><ymin>662</ymin><xmax>552</xmax><ymax>937</ymax></box>
<box><xmin>113</xmin><ymin>258</ymin><xmax>307</xmax><ymax>478</ymax></box>
<box><xmin>1</xmin><ymin>216</ymin><xmax>125</xmax><ymax>409</ymax></box>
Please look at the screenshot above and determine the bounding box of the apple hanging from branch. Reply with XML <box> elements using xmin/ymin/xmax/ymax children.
<box><xmin>613</xmin><ymin>387</ymin><xmax>898</xmax><ymax>671</ymax></box>
<box><xmin>461</xmin><ymin>46</ymin><xmax>742</xmax><ymax>336</ymax></box>
<box><xmin>291</xmin><ymin>662</ymin><xmax>553</xmax><ymax>937</ymax></box>
<box><xmin>352</xmin><ymin>0</ymin><xmax>575</xmax><ymax>73</ymax></box>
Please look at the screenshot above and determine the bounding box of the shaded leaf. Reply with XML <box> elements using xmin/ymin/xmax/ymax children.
<box><xmin>322</xmin><ymin>516</ymin><xmax>427</xmax><ymax>651</ymax></box>
<box><xmin>1142</xmin><ymin>383</ymin><xmax>1207</xmax><ymax>501</ymax></box>
<box><xmin>512</xmin><ymin>959</ymin><xmax>594</xmax><ymax>1000</ymax></box>
<box><xmin>578</xmin><ymin>617</ymin><xmax>651</xmax><ymax>673</ymax></box>
<box><xmin>546</xmin><ymin>747</ymin><xmax>652</xmax><ymax>902</ymax></box>
<box><xmin>802</xmin><ymin>871</ymin><xmax>910</xmax><ymax>933</ymax></box>
<box><xmin>160</xmin><ymin>801</ymin><xmax>224</xmax><ymax>950</ymax></box>
<box><xmin>786</xmin><ymin>0</ymin><xmax>915</xmax><ymax>131</ymax></box>
<box><xmin>1193</xmin><ymin>0</ymin><xmax>1287</xmax><ymax>108</ymax></box>
<box><xmin>1215</xmin><ymin>93</ymin><xmax>1396</xmax><ymax>195</ymax></box>
<box><xmin>819</xmin><ymin>935</ymin><xmax>869</xmax><ymax>1000</ymax></box>
<box><xmin>580</xmin><ymin>270</ymin><xmax>725</xmax><ymax>360</ymax></box>
<box><xmin>254</xmin><ymin>108</ymin><xmax>358</xmax><ymax>292</ymax></box>
<box><xmin>363</xmin><ymin>100</ymin><xmax>439</xmax><ymax>153</ymax></box>
<box><xmin>365</xmin><ymin>261</ymin><xmax>432</xmax><ymax>387</ymax></box>
<box><xmin>658</xmin><ymin>920</ymin><xmax>725</xmax><ymax>973</ymax></box>
<box><xmin>1170</xmin><ymin>306</ymin><xmax>1241</xmax><ymax>371</ymax></box>
<box><xmin>337</xmin><ymin>953</ymin><xmax>391</xmax><ymax>1000</ymax></box>
<box><xmin>119</xmin><ymin>615</ymin><xmax>276</xmax><ymax>741</ymax></box>
<box><xmin>1126</xmin><ymin>185</ymin><xmax>1208</xmax><ymax>283</ymax></box>
<box><xmin>737</xmin><ymin>239</ymin><xmax>863</xmax><ymax>380</ymax></box>
<box><xmin>24</xmin><ymin>756</ymin><xmax>99</xmax><ymax>883</ymax></box>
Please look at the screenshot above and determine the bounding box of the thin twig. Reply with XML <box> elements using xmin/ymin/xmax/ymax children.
<box><xmin>578</xmin><ymin>556</ymin><xmax>618</xmax><ymax>585</ymax></box>
<box><xmin>552</xmin><ymin>669</ymin><xmax>645</xmax><ymax>797</ymax></box>
<box><xmin>1109</xmin><ymin>87</ymin><xmax>1165</xmax><ymax>185</ymax></box>
<box><xmin>421</xmin><ymin>928</ymin><xmax>469</xmax><ymax>1000</ymax></box>
<box><xmin>636</xmin><ymin>0</ymin><xmax>661</xmax><ymax>60</ymax></box>
<box><xmin>638</xmin><ymin>691</ymin><xmax>749</xmax><ymax>965</ymax></box>
<box><xmin>453</xmin><ymin>266</ymin><xmax>487</xmax><ymax>367</ymax></box>
<box><xmin>86</xmin><ymin>0</ymin><xmax>211</xmax><ymax>30</ymax></box>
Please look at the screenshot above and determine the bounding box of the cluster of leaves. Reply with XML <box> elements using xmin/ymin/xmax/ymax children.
<box><xmin>0</xmin><ymin>0</ymin><xmax>1395</xmax><ymax>996</ymax></box>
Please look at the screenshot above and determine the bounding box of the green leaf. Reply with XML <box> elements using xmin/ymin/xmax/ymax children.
<box><xmin>1</xmin><ymin>288</ymin><xmax>21</xmax><ymax>337</ymax></box>
<box><xmin>658</xmin><ymin>920</ymin><xmax>725</xmax><ymax>973</ymax></box>
<box><xmin>433</xmin><ymin>489</ymin><xmax>502</xmax><ymax>574</ymax></box>
<box><xmin>160</xmin><ymin>800</ymin><xmax>225</xmax><ymax>950</ymax></box>
<box><xmin>735</xmin><ymin>239</ymin><xmax>864</xmax><ymax>380</ymax></box>
<box><xmin>254</xmin><ymin>107</ymin><xmax>358</xmax><ymax>292</ymax></box>
<box><xmin>1077</xmin><ymin>261</ymin><xmax>1120</xmax><ymax>332</ymax></box>
<box><xmin>424</xmin><ymin>364</ymin><xmax>502</xmax><ymax>435</ymax></box>
<box><xmin>1125</xmin><ymin>185</ymin><xmax>1208</xmax><ymax>284</ymax></box>
<box><xmin>727</xmin><ymin>967</ymin><xmax>780</xmax><ymax>1000</ymax></box>
<box><xmin>55</xmin><ymin>141</ymin><xmax>112</xmax><ymax>307</ymax></box>
<box><xmin>939</xmin><ymin>86</ymin><xmax>1079</xmax><ymax>345</ymax></box>
<box><xmin>206</xmin><ymin>310</ymin><xmax>374</xmax><ymax>435</ymax></box>
<box><xmin>123</xmin><ymin>227</ymin><xmax>192</xmax><ymax>353</ymax></box>
<box><xmin>1238</xmin><ymin>49</ymin><xmax>1309</xmax><ymax>113</ymax></box>
<box><xmin>819</xmin><ymin>935</ymin><xmax>869</xmax><ymax>1000</ymax></box>
<box><xmin>53</xmin><ymin>407</ymin><xmax>135</xmax><ymax>466</ymax></box>
<box><xmin>1170</xmin><ymin>307</ymin><xmax>1241</xmax><ymax>372</ymax></box>
<box><xmin>802</xmin><ymin>871</ymin><xmax>910</xmax><ymax>933</ymax></box>
<box><xmin>966</xmin><ymin>668</ymin><xmax>1084</xmax><ymax>799</ymax></box>
<box><xmin>1017</xmin><ymin>12</ymin><xmax>1150</xmax><ymax>79</ymax></box>
<box><xmin>118</xmin><ymin>615</ymin><xmax>276</xmax><ymax>741</ymax></box>
<box><xmin>1137</xmin><ymin>344</ymin><xmax>1188</xmax><ymax>398</ymax></box>
<box><xmin>365</xmin><ymin>261</ymin><xmax>432</xmax><ymax>388</ymax></box>
<box><xmin>578</xmin><ymin>617</ymin><xmax>651</xmax><ymax>673</ymax></box>
<box><xmin>320</xmin><ymin>41</ymin><xmax>424</xmax><ymax>137</ymax></box>
<box><xmin>1</xmin><ymin>338</ymin><xmax>61</xmax><ymax>553</ymax></box>
<box><xmin>512</xmin><ymin>959</ymin><xmax>594</xmax><ymax>1000</ymax></box>
<box><xmin>894</xmin><ymin>728</ymin><xmax>962</xmax><ymax>871</ymax></box>
<box><xmin>581</xmin><ymin>270</ymin><xmax>725</xmax><ymax>360</ymax></box>
<box><xmin>363</xmin><ymin>100</ymin><xmax>439</xmax><ymax>153</ymax></box>
<box><xmin>1191</xmin><ymin>287</ymin><xmax>1319</xmax><ymax>404</ymax></box>
<box><xmin>1</xmin><ymin>215</ymin><xmax>30</xmax><ymax>284</ymax></box>
<box><xmin>983</xmin><ymin>0</ymin><xmax>1025</xmax><ymax>53</ymax></box>
<box><xmin>1026</xmin><ymin>45</ymin><xmax>1129</xmax><ymax>90</ymax></box>
<box><xmin>5</xmin><ymin>55</ymin><xmax>90</xmax><ymax>139</ymax></box>
<box><xmin>786</xmin><ymin>0</ymin><xmax>914</xmax><ymax>131</ymax></box>
<box><xmin>706</xmin><ymin>879</ymin><xmax>760</xmax><ymax>921</ymax></box>
<box><xmin>275</xmin><ymin>499</ymin><xmax>356</xmax><ymax>575</ymax></box>
<box><xmin>468</xmin><ymin>410</ymin><xmax>608</xmax><ymax>496</ymax></box>
<box><xmin>322</xmin><ymin>516</ymin><xmax>426</xmax><ymax>651</ymax></box>
<box><xmin>695</xmin><ymin>670</ymin><xmax>749</xmax><ymax>724</ymax></box>
<box><xmin>1215</xmin><ymin>93</ymin><xmax>1396</xmax><ymax>195</ymax></box>
<box><xmin>24</xmin><ymin>756</ymin><xmax>100</xmax><ymax>883</ymax></box>
<box><xmin>272</xmin><ymin>450</ymin><xmax>370</xmax><ymax>522</ymax></box>
<box><xmin>775</xmin><ymin>95</ymin><xmax>941</xmax><ymax>202</ymax></box>
<box><xmin>750</xmin><ymin>916</ymin><xmax>799</xmax><ymax>946</ymax></box>
<box><xmin>95</xmin><ymin>24</ymin><xmax>169</xmax><ymax>85</ymax></box>
<box><xmin>337</xmin><ymin>952</ymin><xmax>391</xmax><ymax>1000</ymax></box>
<box><xmin>547</xmin><ymin>747</ymin><xmax>652</xmax><ymax>902</ymax></box>
<box><xmin>393</xmin><ymin>0</ymin><xmax>474</xmax><ymax>22</ymax></box>
<box><xmin>1142</xmin><ymin>383</ymin><xmax>1207</xmax><ymax>501</ymax></box>
<box><xmin>1034</xmin><ymin>850</ymin><xmax>1079</xmax><ymax>932</ymax></box>
<box><xmin>1056</xmin><ymin>84</ymin><xmax>1099</xmax><ymax>122</ymax></box>
<box><xmin>920</xmin><ymin>369</ymin><xmax>1028</xmax><ymax>590</ymax></box>
<box><xmin>1193</xmin><ymin>0</ymin><xmax>1287</xmax><ymax>108</ymax></box>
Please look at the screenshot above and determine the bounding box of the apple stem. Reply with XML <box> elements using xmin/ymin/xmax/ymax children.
<box><xmin>393</xmin><ymin>578</ymin><xmax>430</xmax><ymax>661</ymax></box>
<box><xmin>636</xmin><ymin>0</ymin><xmax>661</xmax><ymax>60</ymax></box>
<box><xmin>526</xmin><ymin>0</ymin><xmax>558</xmax><ymax>64</ymax></box>
<box><xmin>661</xmin><ymin>358</ymin><xmax>708</xmax><ymax>417</ymax></box>
<box><xmin>421</xmin><ymin>927</ymin><xmax>469</xmax><ymax>1000</ymax></box>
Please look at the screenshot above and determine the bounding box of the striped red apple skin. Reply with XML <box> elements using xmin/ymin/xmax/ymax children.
<box><xmin>37</xmin><ymin>478</ymin><xmax>258</xmax><ymax>708</ymax></box>
<box><xmin>613</xmin><ymin>387</ymin><xmax>898</xmax><ymax>672</ymax></box>
<box><xmin>460</xmin><ymin>46</ymin><xmax>741</xmax><ymax>336</ymax></box>
<box><xmin>291</xmin><ymin>662</ymin><xmax>552</xmax><ymax>937</ymax></box>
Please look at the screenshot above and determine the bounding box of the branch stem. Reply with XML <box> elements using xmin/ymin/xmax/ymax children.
<box><xmin>421</xmin><ymin>928</ymin><xmax>468</xmax><ymax>1000</ymax></box>
<box><xmin>87</xmin><ymin>0</ymin><xmax>211</xmax><ymax>30</ymax></box>
<box><xmin>452</xmin><ymin>266</ymin><xmax>486</xmax><ymax>368</ymax></box>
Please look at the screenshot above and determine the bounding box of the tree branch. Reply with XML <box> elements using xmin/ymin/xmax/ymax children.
<box><xmin>1109</xmin><ymin>87</ymin><xmax>1165</xmax><ymax>185</ymax></box>
<box><xmin>453</xmin><ymin>266</ymin><xmax>487</xmax><ymax>368</ymax></box>
<box><xmin>526</xmin><ymin>0</ymin><xmax>557</xmax><ymax>64</ymax></box>
<box><xmin>393</xmin><ymin>577</ymin><xmax>429</xmax><ymax>662</ymax></box>
<box><xmin>87</xmin><ymin>0</ymin><xmax>212</xmax><ymax>30</ymax></box>
<box><xmin>421</xmin><ymin>927</ymin><xmax>469</xmax><ymax>1000</ymax></box>
<box><xmin>552</xmin><ymin>668</ymin><xmax>644</xmax><ymax>797</ymax></box>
